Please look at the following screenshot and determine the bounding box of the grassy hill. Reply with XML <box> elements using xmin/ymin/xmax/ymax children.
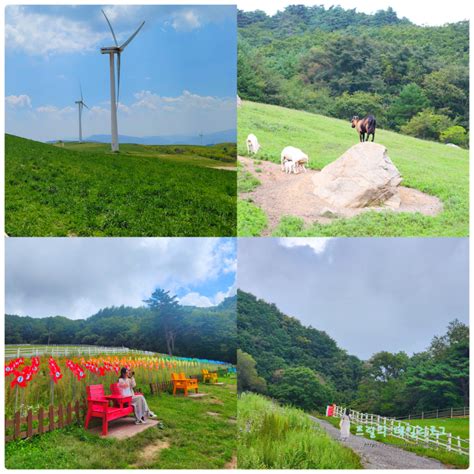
<box><xmin>5</xmin><ymin>134</ymin><xmax>236</xmax><ymax>236</ymax></box>
<box><xmin>238</xmin><ymin>101</ymin><xmax>469</xmax><ymax>237</ymax></box>
<box><xmin>238</xmin><ymin>392</ymin><xmax>361</xmax><ymax>469</ymax></box>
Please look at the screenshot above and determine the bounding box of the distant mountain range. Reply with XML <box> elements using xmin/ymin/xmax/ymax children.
<box><xmin>51</xmin><ymin>129</ymin><xmax>236</xmax><ymax>146</ymax></box>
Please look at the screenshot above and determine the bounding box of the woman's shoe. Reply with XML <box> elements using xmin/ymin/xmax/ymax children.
<box><xmin>149</xmin><ymin>411</ymin><xmax>157</xmax><ymax>418</ymax></box>
<box><xmin>135</xmin><ymin>419</ymin><xmax>143</xmax><ymax>425</ymax></box>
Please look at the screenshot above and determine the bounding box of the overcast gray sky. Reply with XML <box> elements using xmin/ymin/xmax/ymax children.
<box><xmin>238</xmin><ymin>238</ymin><xmax>468</xmax><ymax>360</ymax></box>
<box><xmin>237</xmin><ymin>1</ymin><xmax>469</xmax><ymax>26</ymax></box>
<box><xmin>5</xmin><ymin>238</ymin><xmax>236</xmax><ymax>319</ymax></box>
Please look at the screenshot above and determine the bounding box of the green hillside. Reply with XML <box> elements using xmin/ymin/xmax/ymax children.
<box><xmin>238</xmin><ymin>101</ymin><xmax>469</xmax><ymax>237</ymax></box>
<box><xmin>238</xmin><ymin>392</ymin><xmax>361</xmax><ymax>469</ymax></box>
<box><xmin>5</xmin><ymin>134</ymin><xmax>236</xmax><ymax>236</ymax></box>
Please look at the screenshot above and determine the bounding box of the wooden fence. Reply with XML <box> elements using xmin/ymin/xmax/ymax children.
<box><xmin>5</xmin><ymin>400</ymin><xmax>87</xmax><ymax>442</ymax></box>
<box><xmin>396</xmin><ymin>406</ymin><xmax>469</xmax><ymax>420</ymax></box>
<box><xmin>334</xmin><ymin>405</ymin><xmax>469</xmax><ymax>456</ymax></box>
<box><xmin>5</xmin><ymin>370</ymin><xmax>228</xmax><ymax>442</ymax></box>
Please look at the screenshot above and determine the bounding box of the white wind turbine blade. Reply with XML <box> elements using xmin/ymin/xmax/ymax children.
<box><xmin>80</xmin><ymin>83</ymin><xmax>83</xmax><ymax>102</ymax></box>
<box><xmin>83</xmin><ymin>102</ymin><xmax>90</xmax><ymax>110</ymax></box>
<box><xmin>101</xmin><ymin>9</ymin><xmax>118</xmax><ymax>46</ymax></box>
<box><xmin>119</xmin><ymin>21</ymin><xmax>145</xmax><ymax>50</ymax></box>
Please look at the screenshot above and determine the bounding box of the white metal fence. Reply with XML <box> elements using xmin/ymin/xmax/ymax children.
<box><xmin>5</xmin><ymin>345</ymin><xmax>155</xmax><ymax>359</ymax></box>
<box><xmin>334</xmin><ymin>405</ymin><xmax>469</xmax><ymax>456</ymax></box>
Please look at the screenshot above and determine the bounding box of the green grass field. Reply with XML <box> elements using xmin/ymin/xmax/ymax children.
<box><xmin>238</xmin><ymin>393</ymin><xmax>361</xmax><ymax>469</ymax></box>
<box><xmin>238</xmin><ymin>101</ymin><xmax>469</xmax><ymax>237</ymax></box>
<box><xmin>5</xmin><ymin>134</ymin><xmax>236</xmax><ymax>236</ymax></box>
<box><xmin>321</xmin><ymin>415</ymin><xmax>469</xmax><ymax>468</ymax></box>
<box><xmin>5</xmin><ymin>377</ymin><xmax>237</xmax><ymax>469</ymax></box>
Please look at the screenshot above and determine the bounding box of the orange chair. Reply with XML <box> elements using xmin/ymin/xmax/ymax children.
<box><xmin>202</xmin><ymin>369</ymin><xmax>218</xmax><ymax>383</ymax></box>
<box><xmin>171</xmin><ymin>372</ymin><xmax>199</xmax><ymax>396</ymax></box>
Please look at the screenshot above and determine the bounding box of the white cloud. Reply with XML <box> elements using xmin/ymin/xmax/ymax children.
<box><xmin>6</xmin><ymin>94</ymin><xmax>31</xmax><ymax>108</ymax></box>
<box><xmin>278</xmin><ymin>238</ymin><xmax>333</xmax><ymax>255</ymax></box>
<box><xmin>179</xmin><ymin>282</ymin><xmax>236</xmax><ymax>308</ymax></box>
<box><xmin>6</xmin><ymin>238</ymin><xmax>236</xmax><ymax>319</ymax></box>
<box><xmin>6</xmin><ymin>5</ymin><xmax>107</xmax><ymax>56</ymax></box>
<box><xmin>36</xmin><ymin>105</ymin><xmax>75</xmax><ymax>114</ymax></box>
<box><xmin>171</xmin><ymin>9</ymin><xmax>201</xmax><ymax>31</ymax></box>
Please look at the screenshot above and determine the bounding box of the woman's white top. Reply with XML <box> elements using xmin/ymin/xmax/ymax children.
<box><xmin>118</xmin><ymin>377</ymin><xmax>133</xmax><ymax>397</ymax></box>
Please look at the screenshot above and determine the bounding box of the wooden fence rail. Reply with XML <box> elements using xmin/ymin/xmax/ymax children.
<box><xmin>334</xmin><ymin>405</ymin><xmax>469</xmax><ymax>456</ymax></box>
<box><xmin>5</xmin><ymin>370</ymin><xmax>223</xmax><ymax>442</ymax></box>
<box><xmin>396</xmin><ymin>407</ymin><xmax>469</xmax><ymax>420</ymax></box>
<box><xmin>5</xmin><ymin>400</ymin><xmax>87</xmax><ymax>442</ymax></box>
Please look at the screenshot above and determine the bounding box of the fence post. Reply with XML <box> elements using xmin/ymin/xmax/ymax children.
<box><xmin>14</xmin><ymin>411</ymin><xmax>21</xmax><ymax>440</ymax></box>
<box><xmin>447</xmin><ymin>432</ymin><xmax>452</xmax><ymax>451</ymax></box>
<box><xmin>436</xmin><ymin>408</ymin><xmax>439</xmax><ymax>418</ymax></box>
<box><xmin>451</xmin><ymin>407</ymin><xmax>453</xmax><ymax>418</ymax></box>
<box><xmin>457</xmin><ymin>436</ymin><xmax>461</xmax><ymax>453</ymax></box>
<box><xmin>49</xmin><ymin>405</ymin><xmax>55</xmax><ymax>431</ymax></box>
<box><xmin>26</xmin><ymin>408</ymin><xmax>33</xmax><ymax>438</ymax></box>
<box><xmin>421</xmin><ymin>411</ymin><xmax>424</xmax><ymax>419</ymax></box>
<box><xmin>38</xmin><ymin>406</ymin><xmax>44</xmax><ymax>435</ymax></box>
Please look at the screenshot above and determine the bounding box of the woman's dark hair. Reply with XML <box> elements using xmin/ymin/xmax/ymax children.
<box><xmin>119</xmin><ymin>367</ymin><xmax>128</xmax><ymax>379</ymax></box>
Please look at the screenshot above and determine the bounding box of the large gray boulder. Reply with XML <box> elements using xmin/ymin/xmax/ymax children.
<box><xmin>312</xmin><ymin>142</ymin><xmax>402</xmax><ymax>208</ymax></box>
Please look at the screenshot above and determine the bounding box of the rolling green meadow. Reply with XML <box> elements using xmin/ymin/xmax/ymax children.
<box><xmin>5</xmin><ymin>134</ymin><xmax>236</xmax><ymax>237</ymax></box>
<box><xmin>238</xmin><ymin>392</ymin><xmax>361</xmax><ymax>469</ymax></box>
<box><xmin>6</xmin><ymin>376</ymin><xmax>237</xmax><ymax>469</ymax></box>
<box><xmin>238</xmin><ymin>101</ymin><xmax>469</xmax><ymax>237</ymax></box>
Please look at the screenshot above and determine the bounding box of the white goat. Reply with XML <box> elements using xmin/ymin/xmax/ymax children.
<box><xmin>280</xmin><ymin>146</ymin><xmax>309</xmax><ymax>174</ymax></box>
<box><xmin>284</xmin><ymin>160</ymin><xmax>296</xmax><ymax>174</ymax></box>
<box><xmin>246</xmin><ymin>134</ymin><xmax>260</xmax><ymax>155</ymax></box>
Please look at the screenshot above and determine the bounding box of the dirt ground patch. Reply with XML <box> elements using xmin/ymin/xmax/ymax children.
<box><xmin>225</xmin><ymin>455</ymin><xmax>237</xmax><ymax>469</ymax></box>
<box><xmin>132</xmin><ymin>439</ymin><xmax>170</xmax><ymax>467</ymax></box>
<box><xmin>206</xmin><ymin>411</ymin><xmax>221</xmax><ymax>417</ymax></box>
<box><xmin>239</xmin><ymin>156</ymin><xmax>443</xmax><ymax>235</ymax></box>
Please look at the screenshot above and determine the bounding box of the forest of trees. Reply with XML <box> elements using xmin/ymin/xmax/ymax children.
<box><xmin>5</xmin><ymin>292</ymin><xmax>237</xmax><ymax>363</ymax></box>
<box><xmin>238</xmin><ymin>6</ymin><xmax>469</xmax><ymax>147</ymax></box>
<box><xmin>237</xmin><ymin>290</ymin><xmax>469</xmax><ymax>417</ymax></box>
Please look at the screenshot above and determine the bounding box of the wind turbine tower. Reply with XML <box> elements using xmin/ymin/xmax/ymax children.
<box><xmin>75</xmin><ymin>85</ymin><xmax>89</xmax><ymax>143</ymax></box>
<box><xmin>100</xmin><ymin>10</ymin><xmax>145</xmax><ymax>152</ymax></box>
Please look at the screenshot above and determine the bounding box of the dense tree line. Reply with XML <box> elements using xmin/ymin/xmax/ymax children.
<box><xmin>238</xmin><ymin>6</ymin><xmax>469</xmax><ymax>147</ymax></box>
<box><xmin>238</xmin><ymin>290</ymin><xmax>469</xmax><ymax>416</ymax></box>
<box><xmin>5</xmin><ymin>292</ymin><xmax>237</xmax><ymax>363</ymax></box>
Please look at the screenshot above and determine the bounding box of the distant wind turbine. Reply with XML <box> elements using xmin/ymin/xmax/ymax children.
<box><xmin>100</xmin><ymin>10</ymin><xmax>145</xmax><ymax>152</ymax></box>
<box><xmin>199</xmin><ymin>132</ymin><xmax>204</xmax><ymax>145</ymax></box>
<box><xmin>74</xmin><ymin>85</ymin><xmax>89</xmax><ymax>143</ymax></box>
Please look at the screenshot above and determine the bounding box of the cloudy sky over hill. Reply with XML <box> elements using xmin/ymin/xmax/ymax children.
<box><xmin>238</xmin><ymin>238</ymin><xmax>468</xmax><ymax>359</ymax></box>
<box><xmin>6</xmin><ymin>238</ymin><xmax>236</xmax><ymax>319</ymax></box>
<box><xmin>238</xmin><ymin>0</ymin><xmax>469</xmax><ymax>26</ymax></box>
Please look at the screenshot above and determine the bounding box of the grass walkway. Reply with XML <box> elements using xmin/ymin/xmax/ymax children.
<box><xmin>5</xmin><ymin>379</ymin><xmax>236</xmax><ymax>469</ymax></box>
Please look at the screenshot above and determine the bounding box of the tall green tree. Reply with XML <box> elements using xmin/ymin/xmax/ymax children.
<box><xmin>144</xmin><ymin>288</ymin><xmax>184</xmax><ymax>356</ymax></box>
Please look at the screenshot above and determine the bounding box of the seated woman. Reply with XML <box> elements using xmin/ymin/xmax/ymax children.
<box><xmin>118</xmin><ymin>367</ymin><xmax>157</xmax><ymax>424</ymax></box>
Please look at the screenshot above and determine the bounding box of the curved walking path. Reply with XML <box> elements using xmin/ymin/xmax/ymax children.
<box><xmin>309</xmin><ymin>416</ymin><xmax>447</xmax><ymax>469</ymax></box>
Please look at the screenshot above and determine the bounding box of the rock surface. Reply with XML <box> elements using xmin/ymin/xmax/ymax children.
<box><xmin>312</xmin><ymin>142</ymin><xmax>402</xmax><ymax>208</ymax></box>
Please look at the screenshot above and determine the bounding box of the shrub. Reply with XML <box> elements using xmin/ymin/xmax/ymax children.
<box><xmin>439</xmin><ymin>125</ymin><xmax>468</xmax><ymax>148</ymax></box>
<box><xmin>400</xmin><ymin>109</ymin><xmax>452</xmax><ymax>140</ymax></box>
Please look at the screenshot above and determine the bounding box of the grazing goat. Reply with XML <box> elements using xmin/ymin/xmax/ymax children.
<box><xmin>351</xmin><ymin>115</ymin><xmax>376</xmax><ymax>142</ymax></box>
<box><xmin>284</xmin><ymin>160</ymin><xmax>296</xmax><ymax>174</ymax></box>
<box><xmin>246</xmin><ymin>133</ymin><xmax>260</xmax><ymax>155</ymax></box>
<box><xmin>281</xmin><ymin>146</ymin><xmax>309</xmax><ymax>174</ymax></box>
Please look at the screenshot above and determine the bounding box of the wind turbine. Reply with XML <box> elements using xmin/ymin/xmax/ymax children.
<box><xmin>199</xmin><ymin>132</ymin><xmax>204</xmax><ymax>146</ymax></box>
<box><xmin>74</xmin><ymin>85</ymin><xmax>89</xmax><ymax>143</ymax></box>
<box><xmin>100</xmin><ymin>10</ymin><xmax>145</xmax><ymax>152</ymax></box>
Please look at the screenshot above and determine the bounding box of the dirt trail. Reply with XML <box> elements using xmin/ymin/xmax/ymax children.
<box><xmin>309</xmin><ymin>416</ymin><xmax>446</xmax><ymax>469</ymax></box>
<box><xmin>239</xmin><ymin>156</ymin><xmax>443</xmax><ymax>235</ymax></box>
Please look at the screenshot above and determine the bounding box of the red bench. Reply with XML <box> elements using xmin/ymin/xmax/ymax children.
<box><xmin>84</xmin><ymin>384</ymin><xmax>133</xmax><ymax>435</ymax></box>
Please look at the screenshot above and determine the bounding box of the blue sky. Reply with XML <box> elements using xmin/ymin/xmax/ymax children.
<box><xmin>5</xmin><ymin>5</ymin><xmax>236</xmax><ymax>141</ymax></box>
<box><xmin>6</xmin><ymin>238</ymin><xmax>236</xmax><ymax>319</ymax></box>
